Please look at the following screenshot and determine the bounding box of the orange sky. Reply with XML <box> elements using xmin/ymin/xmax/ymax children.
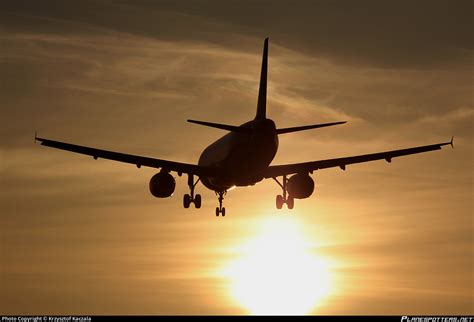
<box><xmin>1</xmin><ymin>0</ymin><xmax>472</xmax><ymax>315</ymax></box>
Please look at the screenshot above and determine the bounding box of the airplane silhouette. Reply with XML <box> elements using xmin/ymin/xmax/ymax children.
<box><xmin>36</xmin><ymin>38</ymin><xmax>453</xmax><ymax>216</ymax></box>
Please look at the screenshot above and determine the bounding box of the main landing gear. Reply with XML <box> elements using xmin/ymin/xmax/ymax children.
<box><xmin>273</xmin><ymin>175</ymin><xmax>294</xmax><ymax>210</ymax></box>
<box><xmin>215</xmin><ymin>191</ymin><xmax>226</xmax><ymax>216</ymax></box>
<box><xmin>183</xmin><ymin>174</ymin><xmax>201</xmax><ymax>209</ymax></box>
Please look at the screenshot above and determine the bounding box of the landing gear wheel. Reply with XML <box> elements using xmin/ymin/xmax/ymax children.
<box><xmin>184</xmin><ymin>174</ymin><xmax>201</xmax><ymax>211</ymax></box>
<box><xmin>215</xmin><ymin>191</ymin><xmax>227</xmax><ymax>217</ymax></box>
<box><xmin>273</xmin><ymin>175</ymin><xmax>300</xmax><ymax>211</ymax></box>
<box><xmin>194</xmin><ymin>194</ymin><xmax>202</xmax><ymax>209</ymax></box>
<box><xmin>183</xmin><ymin>194</ymin><xmax>191</xmax><ymax>208</ymax></box>
<box><xmin>287</xmin><ymin>196</ymin><xmax>294</xmax><ymax>210</ymax></box>
<box><xmin>276</xmin><ymin>195</ymin><xmax>284</xmax><ymax>209</ymax></box>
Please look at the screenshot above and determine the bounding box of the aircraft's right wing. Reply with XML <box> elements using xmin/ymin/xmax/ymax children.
<box><xmin>36</xmin><ymin>136</ymin><xmax>218</xmax><ymax>177</ymax></box>
<box><xmin>264</xmin><ymin>138</ymin><xmax>453</xmax><ymax>178</ymax></box>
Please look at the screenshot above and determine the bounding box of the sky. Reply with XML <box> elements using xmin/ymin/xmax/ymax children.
<box><xmin>1</xmin><ymin>0</ymin><xmax>473</xmax><ymax>315</ymax></box>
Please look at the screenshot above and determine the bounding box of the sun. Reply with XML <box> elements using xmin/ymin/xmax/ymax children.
<box><xmin>222</xmin><ymin>215</ymin><xmax>333</xmax><ymax>315</ymax></box>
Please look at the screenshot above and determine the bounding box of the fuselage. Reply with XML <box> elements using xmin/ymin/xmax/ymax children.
<box><xmin>198</xmin><ymin>118</ymin><xmax>278</xmax><ymax>191</ymax></box>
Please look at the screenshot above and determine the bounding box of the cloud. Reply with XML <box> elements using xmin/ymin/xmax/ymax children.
<box><xmin>3</xmin><ymin>0</ymin><xmax>471</xmax><ymax>68</ymax></box>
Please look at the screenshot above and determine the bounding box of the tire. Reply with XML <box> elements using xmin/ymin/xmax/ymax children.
<box><xmin>215</xmin><ymin>207</ymin><xmax>220</xmax><ymax>216</ymax></box>
<box><xmin>287</xmin><ymin>196</ymin><xmax>294</xmax><ymax>210</ymax></box>
<box><xmin>194</xmin><ymin>194</ymin><xmax>202</xmax><ymax>208</ymax></box>
<box><xmin>222</xmin><ymin>207</ymin><xmax>226</xmax><ymax>217</ymax></box>
<box><xmin>183</xmin><ymin>194</ymin><xmax>191</xmax><ymax>209</ymax></box>
<box><xmin>276</xmin><ymin>195</ymin><xmax>284</xmax><ymax>209</ymax></box>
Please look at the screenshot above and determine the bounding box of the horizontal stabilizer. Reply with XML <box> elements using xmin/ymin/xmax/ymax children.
<box><xmin>276</xmin><ymin>121</ymin><xmax>347</xmax><ymax>134</ymax></box>
<box><xmin>187</xmin><ymin>119</ymin><xmax>251</xmax><ymax>133</ymax></box>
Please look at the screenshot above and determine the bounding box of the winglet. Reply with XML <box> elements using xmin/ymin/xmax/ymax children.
<box><xmin>450</xmin><ymin>136</ymin><xmax>454</xmax><ymax>149</ymax></box>
<box><xmin>35</xmin><ymin>130</ymin><xmax>38</xmax><ymax>144</ymax></box>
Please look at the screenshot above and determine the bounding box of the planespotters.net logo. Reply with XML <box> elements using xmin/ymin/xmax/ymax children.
<box><xmin>402</xmin><ymin>317</ymin><xmax>473</xmax><ymax>322</ymax></box>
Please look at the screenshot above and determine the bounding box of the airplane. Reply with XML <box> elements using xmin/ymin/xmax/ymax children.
<box><xmin>35</xmin><ymin>38</ymin><xmax>453</xmax><ymax>217</ymax></box>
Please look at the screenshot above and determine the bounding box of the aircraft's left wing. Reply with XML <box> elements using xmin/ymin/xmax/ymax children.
<box><xmin>264</xmin><ymin>138</ymin><xmax>453</xmax><ymax>178</ymax></box>
<box><xmin>35</xmin><ymin>137</ymin><xmax>218</xmax><ymax>177</ymax></box>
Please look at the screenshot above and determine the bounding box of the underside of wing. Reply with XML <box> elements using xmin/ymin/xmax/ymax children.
<box><xmin>264</xmin><ymin>138</ymin><xmax>453</xmax><ymax>178</ymax></box>
<box><xmin>36</xmin><ymin>137</ymin><xmax>218</xmax><ymax>177</ymax></box>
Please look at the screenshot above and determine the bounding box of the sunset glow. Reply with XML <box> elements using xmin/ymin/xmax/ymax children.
<box><xmin>222</xmin><ymin>216</ymin><xmax>333</xmax><ymax>315</ymax></box>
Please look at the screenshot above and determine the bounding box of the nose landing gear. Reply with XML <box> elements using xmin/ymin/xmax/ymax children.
<box><xmin>183</xmin><ymin>174</ymin><xmax>201</xmax><ymax>209</ymax></box>
<box><xmin>215</xmin><ymin>191</ymin><xmax>226</xmax><ymax>216</ymax></box>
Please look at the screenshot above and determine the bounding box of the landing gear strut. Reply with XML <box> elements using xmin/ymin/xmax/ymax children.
<box><xmin>215</xmin><ymin>191</ymin><xmax>226</xmax><ymax>216</ymax></box>
<box><xmin>183</xmin><ymin>174</ymin><xmax>201</xmax><ymax>209</ymax></box>
<box><xmin>273</xmin><ymin>175</ymin><xmax>294</xmax><ymax>210</ymax></box>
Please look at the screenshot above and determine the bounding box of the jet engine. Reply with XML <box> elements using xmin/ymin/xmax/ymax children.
<box><xmin>149</xmin><ymin>172</ymin><xmax>176</xmax><ymax>198</ymax></box>
<box><xmin>287</xmin><ymin>173</ymin><xmax>314</xmax><ymax>199</ymax></box>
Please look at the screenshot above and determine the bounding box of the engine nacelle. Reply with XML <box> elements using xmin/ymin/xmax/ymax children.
<box><xmin>287</xmin><ymin>173</ymin><xmax>314</xmax><ymax>199</ymax></box>
<box><xmin>149</xmin><ymin>172</ymin><xmax>176</xmax><ymax>198</ymax></box>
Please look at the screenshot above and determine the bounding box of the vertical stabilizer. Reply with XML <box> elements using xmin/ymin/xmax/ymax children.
<box><xmin>255</xmin><ymin>37</ymin><xmax>268</xmax><ymax>120</ymax></box>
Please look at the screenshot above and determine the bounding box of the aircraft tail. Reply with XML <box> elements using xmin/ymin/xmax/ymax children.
<box><xmin>255</xmin><ymin>37</ymin><xmax>268</xmax><ymax>120</ymax></box>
